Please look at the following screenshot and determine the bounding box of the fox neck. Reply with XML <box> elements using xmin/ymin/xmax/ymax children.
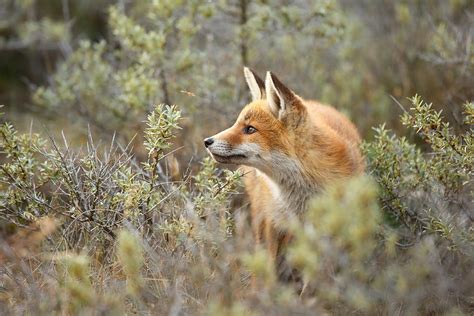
<box><xmin>255</xmin><ymin>152</ymin><xmax>317</xmax><ymax>227</ymax></box>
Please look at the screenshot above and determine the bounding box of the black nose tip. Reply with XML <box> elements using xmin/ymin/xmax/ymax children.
<box><xmin>204</xmin><ymin>137</ymin><xmax>214</xmax><ymax>148</ymax></box>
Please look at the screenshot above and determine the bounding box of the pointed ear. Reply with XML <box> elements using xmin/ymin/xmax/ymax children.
<box><xmin>265</xmin><ymin>71</ymin><xmax>300</xmax><ymax>119</ymax></box>
<box><xmin>244</xmin><ymin>67</ymin><xmax>265</xmax><ymax>101</ymax></box>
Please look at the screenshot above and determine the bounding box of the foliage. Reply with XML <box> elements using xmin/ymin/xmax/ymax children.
<box><xmin>301</xmin><ymin>0</ymin><xmax>474</xmax><ymax>134</ymax></box>
<box><xmin>362</xmin><ymin>96</ymin><xmax>473</xmax><ymax>253</ymax></box>
<box><xmin>1</xmin><ymin>96</ymin><xmax>473</xmax><ymax>314</ymax></box>
<box><xmin>24</xmin><ymin>0</ymin><xmax>343</xmax><ymax>144</ymax></box>
<box><xmin>0</xmin><ymin>0</ymin><xmax>70</xmax><ymax>50</ymax></box>
<box><xmin>1</xmin><ymin>1</ymin><xmax>474</xmax><ymax>315</ymax></box>
<box><xmin>116</xmin><ymin>230</ymin><xmax>145</xmax><ymax>297</ymax></box>
<box><xmin>0</xmin><ymin>103</ymin><xmax>228</xmax><ymax>249</ymax></box>
<box><xmin>289</xmin><ymin>175</ymin><xmax>472</xmax><ymax>315</ymax></box>
<box><xmin>3</xmin><ymin>1</ymin><xmax>473</xmax><ymax>138</ymax></box>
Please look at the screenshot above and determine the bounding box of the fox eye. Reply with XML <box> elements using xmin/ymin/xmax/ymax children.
<box><xmin>243</xmin><ymin>125</ymin><xmax>257</xmax><ymax>134</ymax></box>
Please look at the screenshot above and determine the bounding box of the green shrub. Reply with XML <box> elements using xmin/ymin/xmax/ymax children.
<box><xmin>1</xmin><ymin>97</ymin><xmax>472</xmax><ymax>314</ymax></box>
<box><xmin>362</xmin><ymin>96</ymin><xmax>473</xmax><ymax>252</ymax></box>
<box><xmin>1</xmin><ymin>1</ymin><xmax>473</xmax><ymax>314</ymax></box>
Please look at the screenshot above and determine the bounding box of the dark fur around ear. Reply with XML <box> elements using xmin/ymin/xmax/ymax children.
<box><xmin>268</xmin><ymin>72</ymin><xmax>297</xmax><ymax>104</ymax></box>
<box><xmin>265</xmin><ymin>71</ymin><xmax>302</xmax><ymax>120</ymax></box>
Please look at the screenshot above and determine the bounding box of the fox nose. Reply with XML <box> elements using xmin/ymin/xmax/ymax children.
<box><xmin>204</xmin><ymin>137</ymin><xmax>214</xmax><ymax>148</ymax></box>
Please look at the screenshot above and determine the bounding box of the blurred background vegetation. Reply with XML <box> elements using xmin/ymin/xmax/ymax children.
<box><xmin>3</xmin><ymin>0</ymin><xmax>472</xmax><ymax>145</ymax></box>
<box><xmin>0</xmin><ymin>0</ymin><xmax>473</xmax><ymax>314</ymax></box>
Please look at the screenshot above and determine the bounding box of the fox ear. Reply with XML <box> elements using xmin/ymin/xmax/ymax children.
<box><xmin>244</xmin><ymin>67</ymin><xmax>265</xmax><ymax>101</ymax></box>
<box><xmin>265</xmin><ymin>71</ymin><xmax>299</xmax><ymax>119</ymax></box>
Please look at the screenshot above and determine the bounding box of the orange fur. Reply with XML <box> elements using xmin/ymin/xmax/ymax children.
<box><xmin>241</xmin><ymin>100</ymin><xmax>363</xmax><ymax>261</ymax></box>
<box><xmin>204</xmin><ymin>69</ymin><xmax>364</xmax><ymax>276</ymax></box>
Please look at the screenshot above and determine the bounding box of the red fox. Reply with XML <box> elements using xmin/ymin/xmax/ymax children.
<box><xmin>204</xmin><ymin>68</ymin><xmax>364</xmax><ymax>273</ymax></box>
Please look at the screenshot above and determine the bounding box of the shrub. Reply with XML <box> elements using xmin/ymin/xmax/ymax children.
<box><xmin>1</xmin><ymin>96</ymin><xmax>472</xmax><ymax>314</ymax></box>
<box><xmin>1</xmin><ymin>1</ymin><xmax>473</xmax><ymax>314</ymax></box>
<box><xmin>362</xmin><ymin>95</ymin><xmax>473</xmax><ymax>251</ymax></box>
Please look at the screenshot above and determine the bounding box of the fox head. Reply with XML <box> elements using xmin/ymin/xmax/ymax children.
<box><xmin>204</xmin><ymin>68</ymin><xmax>308</xmax><ymax>177</ymax></box>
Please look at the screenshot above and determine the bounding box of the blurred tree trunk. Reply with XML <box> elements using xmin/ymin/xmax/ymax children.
<box><xmin>239</xmin><ymin>0</ymin><xmax>249</xmax><ymax>67</ymax></box>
